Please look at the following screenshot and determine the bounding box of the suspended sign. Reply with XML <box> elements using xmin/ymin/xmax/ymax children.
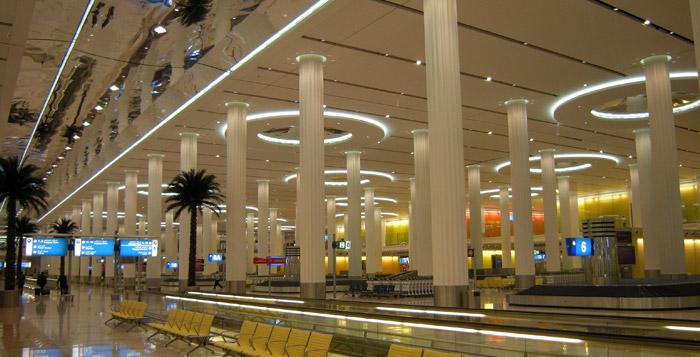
<box><xmin>119</xmin><ymin>240</ymin><xmax>158</xmax><ymax>257</ymax></box>
<box><xmin>565</xmin><ymin>237</ymin><xmax>593</xmax><ymax>257</ymax></box>
<box><xmin>332</xmin><ymin>239</ymin><xmax>351</xmax><ymax>250</ymax></box>
<box><xmin>208</xmin><ymin>254</ymin><xmax>223</xmax><ymax>262</ymax></box>
<box><xmin>253</xmin><ymin>257</ymin><xmax>286</xmax><ymax>265</ymax></box>
<box><xmin>165</xmin><ymin>262</ymin><xmax>178</xmax><ymax>269</ymax></box>
<box><xmin>25</xmin><ymin>238</ymin><xmax>68</xmax><ymax>256</ymax></box>
<box><xmin>74</xmin><ymin>239</ymin><xmax>114</xmax><ymax>256</ymax></box>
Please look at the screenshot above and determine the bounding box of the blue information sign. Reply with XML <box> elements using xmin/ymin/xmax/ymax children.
<box><xmin>25</xmin><ymin>238</ymin><xmax>68</xmax><ymax>256</ymax></box>
<box><xmin>74</xmin><ymin>239</ymin><xmax>114</xmax><ymax>256</ymax></box>
<box><xmin>0</xmin><ymin>261</ymin><xmax>31</xmax><ymax>269</ymax></box>
<box><xmin>208</xmin><ymin>254</ymin><xmax>223</xmax><ymax>262</ymax></box>
<box><xmin>165</xmin><ymin>262</ymin><xmax>178</xmax><ymax>269</ymax></box>
<box><xmin>119</xmin><ymin>240</ymin><xmax>158</xmax><ymax>257</ymax></box>
<box><xmin>565</xmin><ymin>237</ymin><xmax>593</xmax><ymax>257</ymax></box>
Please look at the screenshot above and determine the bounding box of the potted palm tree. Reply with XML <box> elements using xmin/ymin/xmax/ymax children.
<box><xmin>165</xmin><ymin>169</ymin><xmax>223</xmax><ymax>288</ymax></box>
<box><xmin>50</xmin><ymin>218</ymin><xmax>77</xmax><ymax>277</ymax></box>
<box><xmin>0</xmin><ymin>157</ymin><xmax>48</xmax><ymax>307</ymax></box>
<box><xmin>15</xmin><ymin>216</ymin><xmax>38</xmax><ymax>281</ymax></box>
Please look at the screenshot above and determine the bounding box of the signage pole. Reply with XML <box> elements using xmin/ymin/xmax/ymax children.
<box><xmin>332</xmin><ymin>234</ymin><xmax>337</xmax><ymax>300</ymax></box>
<box><xmin>268</xmin><ymin>269</ymin><xmax>272</xmax><ymax>296</ymax></box>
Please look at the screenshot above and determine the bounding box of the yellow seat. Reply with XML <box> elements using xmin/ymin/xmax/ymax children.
<box><xmin>164</xmin><ymin>310</ymin><xmax>195</xmax><ymax>335</ymax></box>
<box><xmin>387</xmin><ymin>344</ymin><xmax>423</xmax><ymax>357</ymax></box>
<box><xmin>261</xmin><ymin>328</ymin><xmax>310</xmax><ymax>357</ymax></box>
<box><xmin>244</xmin><ymin>325</ymin><xmax>290</xmax><ymax>356</ymax></box>
<box><xmin>216</xmin><ymin>322</ymin><xmax>272</xmax><ymax>356</ymax></box>
<box><xmin>147</xmin><ymin>309</ymin><xmax>178</xmax><ymax>331</ymax></box>
<box><xmin>257</xmin><ymin>325</ymin><xmax>292</xmax><ymax>357</ymax></box>
<box><xmin>423</xmin><ymin>349</ymin><xmax>461</xmax><ymax>357</ymax></box>
<box><xmin>304</xmin><ymin>332</ymin><xmax>332</xmax><ymax>357</ymax></box>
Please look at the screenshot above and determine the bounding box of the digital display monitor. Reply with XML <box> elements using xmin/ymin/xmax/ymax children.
<box><xmin>74</xmin><ymin>239</ymin><xmax>114</xmax><ymax>257</ymax></box>
<box><xmin>565</xmin><ymin>237</ymin><xmax>593</xmax><ymax>257</ymax></box>
<box><xmin>208</xmin><ymin>254</ymin><xmax>223</xmax><ymax>262</ymax></box>
<box><xmin>0</xmin><ymin>261</ymin><xmax>31</xmax><ymax>269</ymax></box>
<box><xmin>615</xmin><ymin>230</ymin><xmax>633</xmax><ymax>244</ymax></box>
<box><xmin>617</xmin><ymin>245</ymin><xmax>636</xmax><ymax>264</ymax></box>
<box><xmin>165</xmin><ymin>262</ymin><xmax>178</xmax><ymax>269</ymax></box>
<box><xmin>399</xmin><ymin>256</ymin><xmax>409</xmax><ymax>265</ymax></box>
<box><xmin>119</xmin><ymin>240</ymin><xmax>158</xmax><ymax>257</ymax></box>
<box><xmin>25</xmin><ymin>238</ymin><xmax>68</xmax><ymax>256</ymax></box>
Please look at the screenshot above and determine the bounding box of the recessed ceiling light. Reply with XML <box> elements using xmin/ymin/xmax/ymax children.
<box><xmin>109</xmin><ymin>85</ymin><xmax>120</xmax><ymax>91</ymax></box>
<box><xmin>487</xmin><ymin>131</ymin><xmax>493</xmax><ymax>135</ymax></box>
<box><xmin>95</xmin><ymin>105</ymin><xmax>103</xmax><ymax>111</ymax></box>
<box><xmin>485</xmin><ymin>76</ymin><xmax>492</xmax><ymax>81</ymax></box>
<box><xmin>628</xmin><ymin>155</ymin><xmax>633</xmax><ymax>159</ymax></box>
<box><xmin>385</xmin><ymin>114</ymin><xmax>390</xmax><ymax>118</ymax></box>
<box><xmin>679</xmin><ymin>164</ymin><xmax>683</xmax><ymax>167</ymax></box>
<box><xmin>266</xmin><ymin>159</ymin><xmax>270</xmax><ymax>162</ymax></box>
<box><xmin>523</xmin><ymin>42</ymin><xmax>528</xmax><ymax>46</ymax></box>
<box><xmin>215</xmin><ymin>154</ymin><xmax>220</xmax><ymax>158</ymax></box>
<box><xmin>583</xmin><ymin>83</ymin><xmax>588</xmax><ymax>87</ymax></box>
<box><xmin>73</xmin><ymin>134</ymin><xmax>80</xmax><ymax>140</ymax></box>
<box><xmin>52</xmin><ymin>164</ymin><xmax>58</xmax><ymax>168</ymax></box>
<box><xmin>599</xmin><ymin>150</ymin><xmax>604</xmax><ymax>153</ymax></box>
<box><xmin>153</xmin><ymin>25</ymin><xmax>167</xmax><ymax>34</ymax></box>
<box><xmin>410</xmin><ymin>152</ymin><xmax>414</xmax><ymax>155</ymax></box>
<box><xmin>529</xmin><ymin>138</ymin><xmax>534</xmax><ymax>142</ymax></box>
<box><xmin>613</xmin><ymin>7</ymin><xmax>618</xmax><ymax>11</ymax></box>
<box><xmin>415</xmin><ymin>60</ymin><xmax>422</xmax><ymax>65</ymax></box>
<box><xmin>384</xmin><ymin>53</ymin><xmax>389</xmax><ymax>57</ymax></box>
<box><xmin>58</xmin><ymin>156</ymin><xmax>64</xmax><ymax>160</ymax></box>
<box><xmin>82</xmin><ymin>120</ymin><xmax>90</xmax><ymax>127</ymax></box>
<box><xmin>323</xmin><ymin>104</ymin><xmax>327</xmax><ymax>108</ymax></box>
<box><xmin>216</xmin><ymin>121</ymin><xmax>220</xmax><ymax>124</ymax></box>
<box><xmin>643</xmin><ymin>19</ymin><xmax>651</xmax><ymax>26</ymax></box>
<box><xmin>65</xmin><ymin>146</ymin><xmax>72</xmax><ymax>150</ymax></box>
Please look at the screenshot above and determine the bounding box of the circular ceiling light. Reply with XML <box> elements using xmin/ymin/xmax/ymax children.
<box><xmin>589</xmin><ymin>98</ymin><xmax>700</xmax><ymax>120</ymax></box>
<box><xmin>335</xmin><ymin>212</ymin><xmax>399</xmax><ymax>218</ymax></box>
<box><xmin>490</xmin><ymin>193</ymin><xmax>539</xmax><ymax>198</ymax></box>
<box><xmin>283</xmin><ymin>169</ymin><xmax>395</xmax><ymax>187</ymax></box>
<box><xmin>220</xmin><ymin>109</ymin><xmax>390</xmax><ymax>141</ymax></box>
<box><xmin>256</xmin><ymin>131</ymin><xmax>353</xmax><ymax>146</ymax></box>
<box><xmin>480</xmin><ymin>187</ymin><xmax>543</xmax><ymax>195</ymax></box>
<box><xmin>494</xmin><ymin>153</ymin><xmax>619</xmax><ymax>174</ymax></box>
<box><xmin>334</xmin><ymin>196</ymin><xmax>398</xmax><ymax>204</ymax></box>
<box><xmin>549</xmin><ymin>71</ymin><xmax>698</xmax><ymax>120</ymax></box>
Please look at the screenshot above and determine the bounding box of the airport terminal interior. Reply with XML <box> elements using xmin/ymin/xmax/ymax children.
<box><xmin>2</xmin><ymin>0</ymin><xmax>700</xmax><ymax>356</ymax></box>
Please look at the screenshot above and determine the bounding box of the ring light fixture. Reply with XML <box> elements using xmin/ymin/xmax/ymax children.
<box><xmin>549</xmin><ymin>71</ymin><xmax>698</xmax><ymax>120</ymax></box>
<box><xmin>480</xmin><ymin>187</ymin><xmax>543</xmax><ymax>195</ymax></box>
<box><xmin>256</xmin><ymin>132</ymin><xmax>353</xmax><ymax>146</ymax></box>
<box><xmin>589</xmin><ymin>98</ymin><xmax>700</xmax><ymax>120</ymax></box>
<box><xmin>494</xmin><ymin>153</ymin><xmax>619</xmax><ymax>173</ymax></box>
<box><xmin>334</xmin><ymin>196</ymin><xmax>398</xmax><ymax>204</ymax></box>
<box><xmin>283</xmin><ymin>170</ymin><xmax>395</xmax><ymax>187</ymax></box>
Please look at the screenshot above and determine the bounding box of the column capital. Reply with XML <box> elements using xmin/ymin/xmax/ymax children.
<box><xmin>256</xmin><ymin>179</ymin><xmax>270</xmax><ymax>183</ymax></box>
<box><xmin>124</xmin><ymin>169</ymin><xmax>139</xmax><ymax>174</ymax></box>
<box><xmin>363</xmin><ymin>187</ymin><xmax>375</xmax><ymax>193</ymax></box>
<box><xmin>538</xmin><ymin>148</ymin><xmax>556</xmax><ymax>154</ymax></box>
<box><xmin>92</xmin><ymin>191</ymin><xmax>104</xmax><ymax>195</ymax></box>
<box><xmin>465</xmin><ymin>164</ymin><xmax>480</xmax><ymax>169</ymax></box>
<box><xmin>344</xmin><ymin>150</ymin><xmax>362</xmax><ymax>156</ymax></box>
<box><xmin>504</xmin><ymin>98</ymin><xmax>529</xmax><ymax>107</ymax></box>
<box><xmin>147</xmin><ymin>153</ymin><xmax>165</xmax><ymax>159</ymax></box>
<box><xmin>633</xmin><ymin>127</ymin><xmax>650</xmax><ymax>135</ymax></box>
<box><xmin>106</xmin><ymin>181</ymin><xmax>121</xmax><ymax>185</ymax></box>
<box><xmin>557</xmin><ymin>175</ymin><xmax>571</xmax><ymax>181</ymax></box>
<box><xmin>640</xmin><ymin>55</ymin><xmax>672</xmax><ymax>66</ymax></box>
<box><xmin>81</xmin><ymin>198</ymin><xmax>92</xmax><ymax>204</ymax></box>
<box><xmin>410</xmin><ymin>128</ymin><xmax>428</xmax><ymax>136</ymax></box>
<box><xmin>326</xmin><ymin>195</ymin><xmax>336</xmax><ymax>199</ymax></box>
<box><xmin>179</xmin><ymin>132</ymin><xmax>199</xmax><ymax>138</ymax></box>
<box><xmin>408</xmin><ymin>177</ymin><xmax>415</xmax><ymax>182</ymax></box>
<box><xmin>225</xmin><ymin>101</ymin><xmax>249</xmax><ymax>109</ymax></box>
<box><xmin>628</xmin><ymin>163</ymin><xmax>638</xmax><ymax>168</ymax></box>
<box><xmin>497</xmin><ymin>185</ymin><xmax>510</xmax><ymax>190</ymax></box>
<box><xmin>295</xmin><ymin>53</ymin><xmax>327</xmax><ymax>64</ymax></box>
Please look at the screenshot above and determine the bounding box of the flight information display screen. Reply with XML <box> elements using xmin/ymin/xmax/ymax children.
<box><xmin>119</xmin><ymin>240</ymin><xmax>158</xmax><ymax>257</ymax></box>
<box><xmin>74</xmin><ymin>239</ymin><xmax>114</xmax><ymax>256</ymax></box>
<box><xmin>25</xmin><ymin>238</ymin><xmax>68</xmax><ymax>256</ymax></box>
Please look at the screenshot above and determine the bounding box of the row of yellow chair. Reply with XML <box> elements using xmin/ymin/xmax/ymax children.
<box><xmin>147</xmin><ymin>309</ymin><xmax>216</xmax><ymax>355</ymax></box>
<box><xmin>105</xmin><ymin>300</ymin><xmax>148</xmax><ymax>330</ymax></box>
<box><xmin>213</xmin><ymin>320</ymin><xmax>333</xmax><ymax>357</ymax></box>
<box><xmin>388</xmin><ymin>344</ymin><xmax>464</xmax><ymax>357</ymax></box>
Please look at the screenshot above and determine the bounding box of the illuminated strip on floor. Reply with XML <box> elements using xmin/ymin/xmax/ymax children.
<box><xmin>165</xmin><ymin>295</ymin><xmax>582</xmax><ymax>344</ymax></box>
<box><xmin>665</xmin><ymin>325</ymin><xmax>700</xmax><ymax>332</ymax></box>
<box><xmin>376</xmin><ymin>306</ymin><xmax>486</xmax><ymax>318</ymax></box>
<box><xmin>549</xmin><ymin>71</ymin><xmax>698</xmax><ymax>120</ymax></box>
<box><xmin>188</xmin><ymin>291</ymin><xmax>304</xmax><ymax>304</ymax></box>
<box><xmin>20</xmin><ymin>0</ymin><xmax>96</xmax><ymax>163</ymax></box>
<box><xmin>38</xmin><ymin>0</ymin><xmax>332</xmax><ymax>222</ymax></box>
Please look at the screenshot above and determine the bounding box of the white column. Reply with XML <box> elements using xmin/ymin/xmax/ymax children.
<box><xmin>697</xmin><ymin>175</ymin><xmax>700</xmax><ymax>219</ymax></box>
<box><xmin>257</xmin><ymin>179</ymin><xmax>270</xmax><ymax>276</ymax></box>
<box><xmin>345</xmin><ymin>151</ymin><xmax>363</xmax><ymax>277</ymax></box>
<box><xmin>690</xmin><ymin>0</ymin><xmax>700</xmax><ymax>92</ymax></box>
<box><xmin>296</xmin><ymin>53</ymin><xmax>326</xmax><ymax>299</ymax></box>
<box><xmin>499</xmin><ymin>186</ymin><xmax>512</xmax><ymax>269</ymax></box>
<box><xmin>178</xmin><ymin>132</ymin><xmax>198</xmax><ymax>287</ymax></box>
<box><xmin>202</xmin><ymin>207</ymin><xmax>214</xmax><ymax>274</ymax></box>
<box><xmin>411</xmin><ymin>129</ymin><xmax>433</xmax><ymax>276</ymax></box>
<box><xmin>71</xmin><ymin>206</ymin><xmax>81</xmax><ymax>279</ymax></box>
<box><xmin>225</xmin><ymin>101</ymin><xmax>249</xmax><ymax>291</ymax></box>
<box><xmin>424</xmin><ymin>0</ymin><xmax>468</xmax><ymax>306</ymax></box>
<box><xmin>374</xmin><ymin>208</ymin><xmax>383</xmax><ymax>273</ymax></box>
<box><xmin>123</xmin><ymin>170</ymin><xmax>139</xmax><ymax>286</ymax></box>
<box><xmin>539</xmin><ymin>149</ymin><xmax>561</xmax><ymax>272</ymax></box>
<box><xmin>146</xmin><ymin>153</ymin><xmax>164</xmax><ymax>288</ymax></box>
<box><xmin>246</xmin><ymin>213</ymin><xmax>256</xmax><ymax>275</ymax></box>
<box><xmin>558</xmin><ymin>176</ymin><xmax>576</xmax><ymax>270</ymax></box>
<box><xmin>137</xmin><ymin>216</ymin><xmax>146</xmax><ymax>236</ymax></box>
<box><xmin>569</xmin><ymin>191</ymin><xmax>581</xmax><ymax>236</ymax></box>
<box><xmin>170</xmin><ymin>23</ymin><xmax>186</xmax><ymax>82</ymax></box>
<box><xmin>163</xmin><ymin>211</ymin><xmax>175</xmax><ymax>273</ymax></box>
<box><xmin>408</xmin><ymin>178</ymin><xmax>416</xmax><ymax>269</ymax></box>
<box><xmin>80</xmin><ymin>199</ymin><xmax>91</xmax><ymax>282</ymax></box>
<box><xmin>270</xmin><ymin>208</ymin><xmax>281</xmax><ymax>256</ymax></box>
<box><xmin>105</xmin><ymin>182</ymin><xmax>119</xmax><ymax>281</ymax></box>
<box><xmin>505</xmin><ymin>99</ymin><xmax>535</xmax><ymax>288</ymax></box>
<box><xmin>628</xmin><ymin>164</ymin><xmax>643</xmax><ymax>228</ymax></box>
<box><xmin>326</xmin><ymin>196</ymin><xmax>336</xmax><ymax>276</ymax></box>
<box><xmin>467</xmin><ymin>165</ymin><xmax>483</xmax><ymax>270</ymax></box>
<box><xmin>92</xmin><ymin>192</ymin><xmax>104</xmax><ymax>282</ymax></box>
<box><xmin>214</xmin><ymin>0</ymin><xmax>233</xmax><ymax>43</ymax></box>
<box><xmin>364</xmin><ymin>188</ymin><xmax>379</xmax><ymax>275</ymax></box>
<box><xmin>634</xmin><ymin>128</ymin><xmax>659</xmax><ymax>276</ymax></box>
<box><xmin>641</xmin><ymin>55</ymin><xmax>687</xmax><ymax>278</ymax></box>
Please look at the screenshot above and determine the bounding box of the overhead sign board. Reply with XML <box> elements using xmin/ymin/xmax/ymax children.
<box><xmin>119</xmin><ymin>240</ymin><xmax>158</xmax><ymax>257</ymax></box>
<box><xmin>165</xmin><ymin>262</ymin><xmax>179</xmax><ymax>269</ymax></box>
<box><xmin>74</xmin><ymin>239</ymin><xmax>114</xmax><ymax>256</ymax></box>
<box><xmin>25</xmin><ymin>238</ymin><xmax>68</xmax><ymax>256</ymax></box>
<box><xmin>208</xmin><ymin>253</ymin><xmax>223</xmax><ymax>262</ymax></box>
<box><xmin>253</xmin><ymin>257</ymin><xmax>286</xmax><ymax>265</ymax></box>
<box><xmin>565</xmin><ymin>237</ymin><xmax>593</xmax><ymax>257</ymax></box>
<box><xmin>333</xmin><ymin>239</ymin><xmax>351</xmax><ymax>250</ymax></box>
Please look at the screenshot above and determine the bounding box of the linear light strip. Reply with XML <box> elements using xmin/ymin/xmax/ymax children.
<box><xmin>20</xmin><ymin>0</ymin><xmax>96</xmax><ymax>163</ymax></box>
<box><xmin>38</xmin><ymin>0</ymin><xmax>332</xmax><ymax>222</ymax></box>
<box><xmin>375</xmin><ymin>306</ymin><xmax>486</xmax><ymax>318</ymax></box>
<box><xmin>165</xmin><ymin>295</ymin><xmax>582</xmax><ymax>344</ymax></box>
<box><xmin>188</xmin><ymin>291</ymin><xmax>304</xmax><ymax>304</ymax></box>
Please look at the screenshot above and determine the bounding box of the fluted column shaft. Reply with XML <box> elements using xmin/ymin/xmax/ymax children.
<box><xmin>297</xmin><ymin>53</ymin><xmax>326</xmax><ymax>298</ymax></box>
<box><xmin>224</xmin><ymin>101</ymin><xmax>248</xmax><ymax>290</ymax></box>
<box><xmin>642</xmin><ymin>55</ymin><xmax>686</xmax><ymax>277</ymax></box>
<box><xmin>411</xmin><ymin>130</ymin><xmax>432</xmax><ymax>276</ymax></box>
<box><xmin>170</xmin><ymin>23</ymin><xmax>186</xmax><ymax>82</ymax></box>
<box><xmin>424</xmin><ymin>0</ymin><xmax>468</xmax><ymax>306</ymax></box>
<box><xmin>105</xmin><ymin>182</ymin><xmax>119</xmax><ymax>279</ymax></box>
<box><xmin>163</xmin><ymin>211</ymin><xmax>175</xmax><ymax>272</ymax></box>
<box><xmin>80</xmin><ymin>199</ymin><xmax>91</xmax><ymax>282</ymax></box>
<box><xmin>178</xmin><ymin>132</ymin><xmax>198</xmax><ymax>285</ymax></box>
<box><xmin>326</xmin><ymin>197</ymin><xmax>336</xmax><ymax>275</ymax></box>
<box><xmin>558</xmin><ymin>176</ymin><xmax>575</xmax><ymax>270</ymax></box>
<box><xmin>505</xmin><ymin>99</ymin><xmax>535</xmax><ymax>287</ymax></box>
<box><xmin>364</xmin><ymin>188</ymin><xmax>380</xmax><ymax>275</ymax></box>
<box><xmin>690</xmin><ymin>0</ymin><xmax>700</xmax><ymax>92</ymax></box>
<box><xmin>408</xmin><ymin>178</ymin><xmax>416</xmax><ymax>269</ymax></box>
<box><xmin>71</xmin><ymin>207</ymin><xmax>81</xmax><ymax>278</ymax></box>
<box><xmin>345</xmin><ymin>151</ymin><xmax>363</xmax><ymax>277</ymax></box>
<box><xmin>92</xmin><ymin>192</ymin><xmax>104</xmax><ymax>280</ymax></box>
<box><xmin>138</xmin><ymin>216</ymin><xmax>147</xmax><ymax>236</ymax></box>
<box><xmin>634</xmin><ymin>128</ymin><xmax>659</xmax><ymax>275</ymax></box>
<box><xmin>147</xmin><ymin>153</ymin><xmax>164</xmax><ymax>287</ymax></box>
<box><xmin>202</xmin><ymin>207</ymin><xmax>215</xmax><ymax>274</ymax></box>
<box><xmin>499</xmin><ymin>187</ymin><xmax>512</xmax><ymax>268</ymax></box>
<box><xmin>374</xmin><ymin>208</ymin><xmax>383</xmax><ymax>273</ymax></box>
<box><xmin>467</xmin><ymin>165</ymin><xmax>483</xmax><ymax>270</ymax></box>
<box><xmin>270</xmin><ymin>208</ymin><xmax>281</xmax><ymax>256</ymax></box>
<box><xmin>257</xmin><ymin>180</ymin><xmax>270</xmax><ymax>276</ymax></box>
<box><xmin>124</xmin><ymin>170</ymin><xmax>138</xmax><ymax>284</ymax></box>
<box><xmin>628</xmin><ymin>164</ymin><xmax>643</xmax><ymax>228</ymax></box>
<box><xmin>246</xmin><ymin>213</ymin><xmax>256</xmax><ymax>274</ymax></box>
<box><xmin>539</xmin><ymin>149</ymin><xmax>561</xmax><ymax>272</ymax></box>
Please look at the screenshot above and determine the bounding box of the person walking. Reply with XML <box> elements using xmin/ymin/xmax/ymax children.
<box><xmin>213</xmin><ymin>271</ymin><xmax>223</xmax><ymax>290</ymax></box>
<box><xmin>58</xmin><ymin>274</ymin><xmax>69</xmax><ymax>295</ymax></box>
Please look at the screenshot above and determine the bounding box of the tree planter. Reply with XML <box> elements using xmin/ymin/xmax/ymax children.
<box><xmin>0</xmin><ymin>290</ymin><xmax>21</xmax><ymax>308</ymax></box>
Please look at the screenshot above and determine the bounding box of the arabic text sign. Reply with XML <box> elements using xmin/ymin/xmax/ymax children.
<box><xmin>25</xmin><ymin>238</ymin><xmax>68</xmax><ymax>256</ymax></box>
<box><xmin>74</xmin><ymin>239</ymin><xmax>114</xmax><ymax>256</ymax></box>
<box><xmin>119</xmin><ymin>240</ymin><xmax>158</xmax><ymax>257</ymax></box>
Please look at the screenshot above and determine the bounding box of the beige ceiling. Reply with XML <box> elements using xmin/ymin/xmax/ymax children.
<box><xmin>17</xmin><ymin>0</ymin><xmax>700</xmax><ymax>226</ymax></box>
